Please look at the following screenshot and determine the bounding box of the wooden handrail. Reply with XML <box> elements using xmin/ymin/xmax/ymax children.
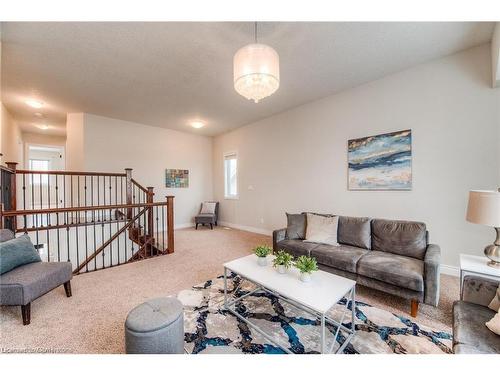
<box><xmin>73</xmin><ymin>207</ymin><xmax>148</xmax><ymax>274</ymax></box>
<box><xmin>2</xmin><ymin>201</ymin><xmax>169</xmax><ymax>216</ymax></box>
<box><xmin>14</xmin><ymin>169</ymin><xmax>127</xmax><ymax>177</ymax></box>
<box><xmin>131</xmin><ymin>178</ymin><xmax>148</xmax><ymax>193</ymax></box>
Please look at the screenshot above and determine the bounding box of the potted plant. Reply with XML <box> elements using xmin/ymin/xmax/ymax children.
<box><xmin>254</xmin><ymin>245</ymin><xmax>272</xmax><ymax>266</ymax></box>
<box><xmin>294</xmin><ymin>255</ymin><xmax>319</xmax><ymax>282</ymax></box>
<box><xmin>272</xmin><ymin>250</ymin><xmax>294</xmax><ymax>274</ymax></box>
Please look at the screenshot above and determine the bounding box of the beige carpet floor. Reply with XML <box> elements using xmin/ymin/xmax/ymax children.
<box><xmin>0</xmin><ymin>226</ymin><xmax>459</xmax><ymax>353</ymax></box>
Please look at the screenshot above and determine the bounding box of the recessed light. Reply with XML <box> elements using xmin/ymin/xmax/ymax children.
<box><xmin>36</xmin><ymin>124</ymin><xmax>49</xmax><ymax>130</ymax></box>
<box><xmin>191</xmin><ymin>121</ymin><xmax>205</xmax><ymax>129</ymax></box>
<box><xmin>26</xmin><ymin>99</ymin><xmax>44</xmax><ymax>109</ymax></box>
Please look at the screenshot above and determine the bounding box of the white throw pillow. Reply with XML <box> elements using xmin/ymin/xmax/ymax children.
<box><xmin>304</xmin><ymin>213</ymin><xmax>339</xmax><ymax>246</ymax></box>
<box><xmin>489</xmin><ymin>286</ymin><xmax>500</xmax><ymax>312</ymax></box>
<box><xmin>200</xmin><ymin>202</ymin><xmax>216</xmax><ymax>214</ymax></box>
<box><xmin>486</xmin><ymin>312</ymin><xmax>500</xmax><ymax>336</ymax></box>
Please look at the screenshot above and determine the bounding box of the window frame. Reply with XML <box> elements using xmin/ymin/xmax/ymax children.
<box><xmin>223</xmin><ymin>151</ymin><xmax>239</xmax><ymax>200</ymax></box>
<box><xmin>29</xmin><ymin>158</ymin><xmax>51</xmax><ymax>185</ymax></box>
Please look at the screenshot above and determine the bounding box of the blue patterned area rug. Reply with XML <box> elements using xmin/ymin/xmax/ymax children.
<box><xmin>177</xmin><ymin>273</ymin><xmax>452</xmax><ymax>354</ymax></box>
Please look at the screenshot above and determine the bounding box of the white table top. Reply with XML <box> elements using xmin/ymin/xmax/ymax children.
<box><xmin>460</xmin><ymin>254</ymin><xmax>500</xmax><ymax>277</ymax></box>
<box><xmin>224</xmin><ymin>254</ymin><xmax>356</xmax><ymax>314</ymax></box>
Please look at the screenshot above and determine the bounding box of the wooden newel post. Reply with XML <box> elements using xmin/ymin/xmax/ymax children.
<box><xmin>125</xmin><ymin>168</ymin><xmax>132</xmax><ymax>219</ymax></box>
<box><xmin>166</xmin><ymin>195</ymin><xmax>174</xmax><ymax>254</ymax></box>
<box><xmin>147</xmin><ymin>187</ymin><xmax>154</xmax><ymax>240</ymax></box>
<box><xmin>5</xmin><ymin>162</ymin><xmax>17</xmax><ymax>232</ymax></box>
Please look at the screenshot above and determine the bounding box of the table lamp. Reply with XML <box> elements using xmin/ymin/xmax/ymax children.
<box><xmin>466</xmin><ymin>190</ymin><xmax>500</xmax><ymax>268</ymax></box>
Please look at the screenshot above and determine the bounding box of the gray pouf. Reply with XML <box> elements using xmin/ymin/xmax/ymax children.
<box><xmin>125</xmin><ymin>297</ymin><xmax>184</xmax><ymax>354</ymax></box>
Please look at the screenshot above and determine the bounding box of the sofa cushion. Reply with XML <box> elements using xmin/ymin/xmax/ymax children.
<box><xmin>338</xmin><ymin>216</ymin><xmax>371</xmax><ymax>249</ymax></box>
<box><xmin>311</xmin><ymin>244</ymin><xmax>369</xmax><ymax>273</ymax></box>
<box><xmin>357</xmin><ymin>251</ymin><xmax>424</xmax><ymax>292</ymax></box>
<box><xmin>304</xmin><ymin>213</ymin><xmax>339</xmax><ymax>246</ymax></box>
<box><xmin>276</xmin><ymin>240</ymin><xmax>319</xmax><ymax>258</ymax></box>
<box><xmin>0</xmin><ymin>261</ymin><xmax>72</xmax><ymax>305</ymax></box>
<box><xmin>372</xmin><ymin>219</ymin><xmax>427</xmax><ymax>260</ymax></box>
<box><xmin>0</xmin><ymin>235</ymin><xmax>42</xmax><ymax>275</ymax></box>
<box><xmin>0</xmin><ymin>229</ymin><xmax>15</xmax><ymax>243</ymax></box>
<box><xmin>453</xmin><ymin>301</ymin><xmax>500</xmax><ymax>354</ymax></box>
<box><xmin>285</xmin><ymin>213</ymin><xmax>306</xmax><ymax>240</ymax></box>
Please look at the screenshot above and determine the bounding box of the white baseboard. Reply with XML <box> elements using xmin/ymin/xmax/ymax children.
<box><xmin>440</xmin><ymin>264</ymin><xmax>459</xmax><ymax>277</ymax></box>
<box><xmin>175</xmin><ymin>222</ymin><xmax>195</xmax><ymax>230</ymax></box>
<box><xmin>219</xmin><ymin>221</ymin><xmax>273</xmax><ymax>236</ymax></box>
<box><xmin>219</xmin><ymin>221</ymin><xmax>461</xmax><ymax>277</ymax></box>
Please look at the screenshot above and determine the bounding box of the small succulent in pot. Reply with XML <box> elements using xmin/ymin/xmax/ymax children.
<box><xmin>294</xmin><ymin>255</ymin><xmax>319</xmax><ymax>282</ymax></box>
<box><xmin>254</xmin><ymin>245</ymin><xmax>272</xmax><ymax>266</ymax></box>
<box><xmin>272</xmin><ymin>250</ymin><xmax>294</xmax><ymax>274</ymax></box>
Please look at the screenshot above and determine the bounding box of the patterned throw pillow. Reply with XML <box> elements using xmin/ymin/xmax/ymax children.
<box><xmin>304</xmin><ymin>213</ymin><xmax>339</xmax><ymax>246</ymax></box>
<box><xmin>200</xmin><ymin>202</ymin><xmax>216</xmax><ymax>214</ymax></box>
<box><xmin>489</xmin><ymin>285</ymin><xmax>500</xmax><ymax>312</ymax></box>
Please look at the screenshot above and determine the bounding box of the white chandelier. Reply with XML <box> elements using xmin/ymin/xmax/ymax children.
<box><xmin>233</xmin><ymin>22</ymin><xmax>280</xmax><ymax>103</ymax></box>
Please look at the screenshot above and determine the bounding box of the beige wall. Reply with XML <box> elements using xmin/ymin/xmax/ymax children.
<box><xmin>1</xmin><ymin>103</ymin><xmax>23</xmax><ymax>165</ymax></box>
<box><xmin>65</xmin><ymin>113</ymin><xmax>85</xmax><ymax>171</ymax></box>
<box><xmin>213</xmin><ymin>44</ymin><xmax>500</xmax><ymax>270</ymax></box>
<box><xmin>71</xmin><ymin>113</ymin><xmax>213</xmax><ymax>227</ymax></box>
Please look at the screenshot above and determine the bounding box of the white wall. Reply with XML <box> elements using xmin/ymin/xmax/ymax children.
<box><xmin>213</xmin><ymin>44</ymin><xmax>500</xmax><ymax>269</ymax></box>
<box><xmin>1</xmin><ymin>103</ymin><xmax>23</xmax><ymax>165</ymax></box>
<box><xmin>65</xmin><ymin>113</ymin><xmax>85</xmax><ymax>171</ymax></box>
<box><xmin>79</xmin><ymin>113</ymin><xmax>213</xmax><ymax>227</ymax></box>
<box><xmin>492</xmin><ymin>23</ymin><xmax>500</xmax><ymax>87</ymax></box>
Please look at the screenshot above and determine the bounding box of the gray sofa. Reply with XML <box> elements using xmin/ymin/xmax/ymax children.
<box><xmin>453</xmin><ymin>275</ymin><xmax>500</xmax><ymax>354</ymax></box>
<box><xmin>273</xmin><ymin>215</ymin><xmax>440</xmax><ymax>317</ymax></box>
<box><xmin>0</xmin><ymin>229</ymin><xmax>73</xmax><ymax>325</ymax></box>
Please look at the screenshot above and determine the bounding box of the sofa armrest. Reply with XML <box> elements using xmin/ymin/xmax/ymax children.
<box><xmin>462</xmin><ymin>275</ymin><xmax>499</xmax><ymax>307</ymax></box>
<box><xmin>273</xmin><ymin>228</ymin><xmax>287</xmax><ymax>251</ymax></box>
<box><xmin>424</xmin><ymin>243</ymin><xmax>441</xmax><ymax>306</ymax></box>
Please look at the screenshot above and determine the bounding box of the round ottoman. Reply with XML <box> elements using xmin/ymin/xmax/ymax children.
<box><xmin>125</xmin><ymin>297</ymin><xmax>184</xmax><ymax>354</ymax></box>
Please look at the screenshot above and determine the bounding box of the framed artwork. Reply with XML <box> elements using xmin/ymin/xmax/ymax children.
<box><xmin>348</xmin><ymin>129</ymin><xmax>412</xmax><ymax>190</ymax></box>
<box><xmin>165</xmin><ymin>169</ymin><xmax>189</xmax><ymax>188</ymax></box>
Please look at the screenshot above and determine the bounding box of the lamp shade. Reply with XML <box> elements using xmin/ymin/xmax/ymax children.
<box><xmin>233</xmin><ymin>43</ymin><xmax>280</xmax><ymax>103</ymax></box>
<box><xmin>466</xmin><ymin>190</ymin><xmax>500</xmax><ymax>227</ymax></box>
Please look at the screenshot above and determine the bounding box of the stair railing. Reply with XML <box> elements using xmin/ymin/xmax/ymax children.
<box><xmin>0</xmin><ymin>163</ymin><xmax>175</xmax><ymax>274</ymax></box>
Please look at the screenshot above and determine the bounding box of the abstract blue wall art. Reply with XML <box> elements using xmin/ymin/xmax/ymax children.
<box><xmin>348</xmin><ymin>130</ymin><xmax>412</xmax><ymax>190</ymax></box>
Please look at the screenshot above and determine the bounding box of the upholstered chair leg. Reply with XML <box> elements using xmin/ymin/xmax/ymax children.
<box><xmin>410</xmin><ymin>300</ymin><xmax>419</xmax><ymax>318</ymax></box>
<box><xmin>64</xmin><ymin>281</ymin><xmax>72</xmax><ymax>297</ymax></box>
<box><xmin>195</xmin><ymin>223</ymin><xmax>198</xmax><ymax>230</ymax></box>
<box><xmin>21</xmin><ymin>303</ymin><xmax>31</xmax><ymax>325</ymax></box>
<box><xmin>210</xmin><ymin>223</ymin><xmax>213</xmax><ymax>230</ymax></box>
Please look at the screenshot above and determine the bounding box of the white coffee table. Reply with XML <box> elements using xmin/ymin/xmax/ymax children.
<box><xmin>223</xmin><ymin>254</ymin><xmax>356</xmax><ymax>354</ymax></box>
<box><xmin>460</xmin><ymin>254</ymin><xmax>500</xmax><ymax>299</ymax></box>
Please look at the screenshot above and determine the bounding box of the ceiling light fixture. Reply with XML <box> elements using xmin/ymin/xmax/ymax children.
<box><xmin>190</xmin><ymin>121</ymin><xmax>205</xmax><ymax>129</ymax></box>
<box><xmin>36</xmin><ymin>124</ymin><xmax>49</xmax><ymax>130</ymax></box>
<box><xmin>34</xmin><ymin>112</ymin><xmax>44</xmax><ymax>118</ymax></box>
<box><xmin>25</xmin><ymin>99</ymin><xmax>44</xmax><ymax>109</ymax></box>
<box><xmin>233</xmin><ymin>22</ymin><xmax>280</xmax><ymax>103</ymax></box>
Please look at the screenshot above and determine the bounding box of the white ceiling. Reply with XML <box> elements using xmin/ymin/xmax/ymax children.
<box><xmin>1</xmin><ymin>22</ymin><xmax>495</xmax><ymax>137</ymax></box>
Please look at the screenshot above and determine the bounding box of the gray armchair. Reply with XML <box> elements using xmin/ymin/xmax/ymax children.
<box><xmin>0</xmin><ymin>229</ymin><xmax>73</xmax><ymax>325</ymax></box>
<box><xmin>195</xmin><ymin>202</ymin><xmax>219</xmax><ymax>230</ymax></box>
<box><xmin>453</xmin><ymin>275</ymin><xmax>500</xmax><ymax>354</ymax></box>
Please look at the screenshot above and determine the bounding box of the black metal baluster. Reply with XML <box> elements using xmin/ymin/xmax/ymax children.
<box><xmin>70</xmin><ymin>176</ymin><xmax>74</xmax><ymax>223</ymax></box>
<box><xmin>56</xmin><ymin>176</ymin><xmax>61</xmax><ymax>262</ymax></box>
<box><xmin>109</xmin><ymin>176</ymin><xmax>113</xmax><ymax>266</ymax></box>
<box><xmin>93</xmin><ymin>208</ymin><xmax>97</xmax><ymax>271</ymax></box>
<box><xmin>85</xmin><ymin>177</ymin><xmax>89</xmax><ymax>272</ymax></box>
<box><xmin>77</xmin><ymin>176</ymin><xmax>81</xmax><ymax>223</ymax></box>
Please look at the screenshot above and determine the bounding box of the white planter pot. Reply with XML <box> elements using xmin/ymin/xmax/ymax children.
<box><xmin>277</xmin><ymin>265</ymin><xmax>286</xmax><ymax>274</ymax></box>
<box><xmin>300</xmin><ymin>272</ymin><xmax>311</xmax><ymax>282</ymax></box>
<box><xmin>257</xmin><ymin>256</ymin><xmax>268</xmax><ymax>266</ymax></box>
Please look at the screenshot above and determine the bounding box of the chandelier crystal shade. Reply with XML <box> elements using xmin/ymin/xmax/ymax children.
<box><xmin>233</xmin><ymin>43</ymin><xmax>280</xmax><ymax>103</ymax></box>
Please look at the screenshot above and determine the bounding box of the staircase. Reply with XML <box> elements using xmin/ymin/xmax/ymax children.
<box><xmin>0</xmin><ymin>163</ymin><xmax>174</xmax><ymax>274</ymax></box>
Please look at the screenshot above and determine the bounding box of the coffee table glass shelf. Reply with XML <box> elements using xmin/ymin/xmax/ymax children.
<box><xmin>223</xmin><ymin>254</ymin><xmax>356</xmax><ymax>354</ymax></box>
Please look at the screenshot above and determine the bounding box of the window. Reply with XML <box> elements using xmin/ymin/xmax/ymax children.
<box><xmin>29</xmin><ymin>159</ymin><xmax>50</xmax><ymax>184</ymax></box>
<box><xmin>224</xmin><ymin>152</ymin><xmax>238</xmax><ymax>199</ymax></box>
